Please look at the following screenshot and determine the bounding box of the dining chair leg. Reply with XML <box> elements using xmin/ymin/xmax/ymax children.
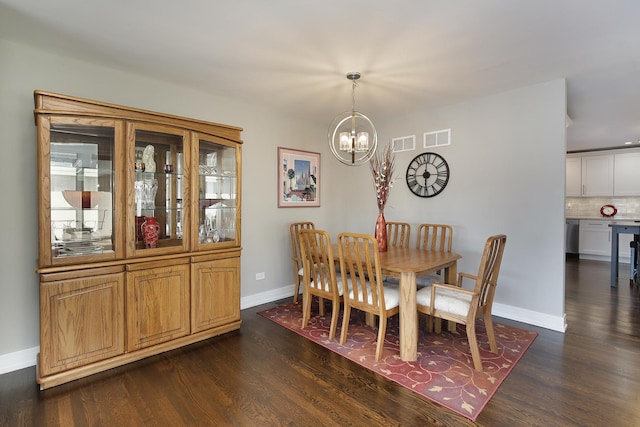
<box><xmin>293</xmin><ymin>275</ymin><xmax>302</xmax><ymax>303</ymax></box>
<box><xmin>484</xmin><ymin>315</ymin><xmax>498</xmax><ymax>354</ymax></box>
<box><xmin>319</xmin><ymin>297</ymin><xmax>325</xmax><ymax>316</ymax></box>
<box><xmin>425</xmin><ymin>314</ymin><xmax>434</xmax><ymax>333</ymax></box>
<box><xmin>376</xmin><ymin>315</ymin><xmax>387</xmax><ymax>361</ymax></box>
<box><xmin>447</xmin><ymin>320</ymin><xmax>457</xmax><ymax>333</ymax></box>
<box><xmin>328</xmin><ymin>301</ymin><xmax>340</xmax><ymax>339</ymax></box>
<box><xmin>466</xmin><ymin>321</ymin><xmax>483</xmax><ymax>371</ymax></box>
<box><xmin>301</xmin><ymin>291</ymin><xmax>311</xmax><ymax>328</ymax></box>
<box><xmin>365</xmin><ymin>312</ymin><xmax>376</xmax><ymax>327</ymax></box>
<box><xmin>340</xmin><ymin>305</ymin><xmax>352</xmax><ymax>345</ymax></box>
<box><xmin>434</xmin><ymin>317</ymin><xmax>443</xmax><ymax>334</ymax></box>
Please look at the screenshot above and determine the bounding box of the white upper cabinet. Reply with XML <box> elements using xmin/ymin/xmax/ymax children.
<box><xmin>614</xmin><ymin>151</ymin><xmax>640</xmax><ymax>196</ymax></box>
<box><xmin>565</xmin><ymin>157</ymin><xmax>582</xmax><ymax>197</ymax></box>
<box><xmin>581</xmin><ymin>154</ymin><xmax>614</xmax><ymax>197</ymax></box>
<box><xmin>567</xmin><ymin>149</ymin><xmax>640</xmax><ymax>197</ymax></box>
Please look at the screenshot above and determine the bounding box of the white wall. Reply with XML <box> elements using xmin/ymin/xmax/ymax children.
<box><xmin>380</xmin><ymin>80</ymin><xmax>568</xmax><ymax>324</ymax></box>
<box><xmin>0</xmin><ymin>37</ymin><xmax>567</xmax><ymax>374</ymax></box>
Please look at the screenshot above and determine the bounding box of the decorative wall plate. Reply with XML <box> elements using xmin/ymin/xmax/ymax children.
<box><xmin>600</xmin><ymin>204</ymin><xmax>617</xmax><ymax>217</ymax></box>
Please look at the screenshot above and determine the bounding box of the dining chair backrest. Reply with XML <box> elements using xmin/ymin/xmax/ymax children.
<box><xmin>338</xmin><ymin>232</ymin><xmax>400</xmax><ymax>360</ymax></box>
<box><xmin>473</xmin><ymin>234</ymin><xmax>507</xmax><ymax>312</ymax></box>
<box><xmin>337</xmin><ymin>232</ymin><xmax>385</xmax><ymax>312</ymax></box>
<box><xmin>298</xmin><ymin>228</ymin><xmax>342</xmax><ymax>338</ymax></box>
<box><xmin>416</xmin><ymin>224</ymin><xmax>452</xmax><ymax>252</ymax></box>
<box><xmin>386</xmin><ymin>221</ymin><xmax>411</xmax><ymax>248</ymax></box>
<box><xmin>298</xmin><ymin>229</ymin><xmax>339</xmax><ymax>297</ymax></box>
<box><xmin>290</xmin><ymin>221</ymin><xmax>315</xmax><ymax>302</ymax></box>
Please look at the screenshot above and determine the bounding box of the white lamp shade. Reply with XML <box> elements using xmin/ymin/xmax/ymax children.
<box><xmin>339</xmin><ymin>132</ymin><xmax>351</xmax><ymax>151</ymax></box>
<box><xmin>356</xmin><ymin>132</ymin><xmax>369</xmax><ymax>151</ymax></box>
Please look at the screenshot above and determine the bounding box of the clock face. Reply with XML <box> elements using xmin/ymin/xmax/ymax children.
<box><xmin>406</xmin><ymin>152</ymin><xmax>450</xmax><ymax>198</ymax></box>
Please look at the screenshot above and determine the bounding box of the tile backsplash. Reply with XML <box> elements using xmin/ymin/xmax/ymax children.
<box><xmin>566</xmin><ymin>196</ymin><xmax>640</xmax><ymax>219</ymax></box>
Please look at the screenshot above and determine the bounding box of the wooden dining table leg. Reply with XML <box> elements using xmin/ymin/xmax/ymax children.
<box><xmin>399</xmin><ymin>271</ymin><xmax>418</xmax><ymax>361</ymax></box>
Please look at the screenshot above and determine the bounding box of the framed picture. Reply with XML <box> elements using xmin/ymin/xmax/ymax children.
<box><xmin>278</xmin><ymin>147</ymin><xmax>320</xmax><ymax>208</ymax></box>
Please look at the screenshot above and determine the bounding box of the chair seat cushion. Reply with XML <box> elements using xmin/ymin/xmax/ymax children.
<box><xmin>347</xmin><ymin>284</ymin><xmax>400</xmax><ymax>310</ymax></box>
<box><xmin>416</xmin><ymin>286</ymin><xmax>472</xmax><ymax>317</ymax></box>
<box><xmin>310</xmin><ymin>273</ymin><xmax>347</xmax><ymax>296</ymax></box>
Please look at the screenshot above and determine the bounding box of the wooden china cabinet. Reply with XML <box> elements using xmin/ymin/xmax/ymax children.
<box><xmin>34</xmin><ymin>91</ymin><xmax>242</xmax><ymax>389</ymax></box>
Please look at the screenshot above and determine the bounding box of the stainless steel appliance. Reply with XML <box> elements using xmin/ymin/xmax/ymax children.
<box><xmin>566</xmin><ymin>219</ymin><xmax>579</xmax><ymax>255</ymax></box>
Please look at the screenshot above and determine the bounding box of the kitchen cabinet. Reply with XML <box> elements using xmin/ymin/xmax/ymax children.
<box><xmin>614</xmin><ymin>151</ymin><xmax>640</xmax><ymax>196</ymax></box>
<box><xmin>35</xmin><ymin>91</ymin><xmax>242</xmax><ymax>389</ymax></box>
<box><xmin>565</xmin><ymin>157</ymin><xmax>581</xmax><ymax>197</ymax></box>
<box><xmin>579</xmin><ymin>220</ymin><xmax>633</xmax><ymax>259</ymax></box>
<box><xmin>566</xmin><ymin>149</ymin><xmax>640</xmax><ymax>197</ymax></box>
<box><xmin>581</xmin><ymin>155</ymin><xmax>613</xmax><ymax>196</ymax></box>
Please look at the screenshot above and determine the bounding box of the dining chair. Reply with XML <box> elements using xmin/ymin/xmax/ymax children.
<box><xmin>416</xmin><ymin>234</ymin><xmax>507</xmax><ymax>371</ymax></box>
<box><xmin>386</xmin><ymin>221</ymin><xmax>411</xmax><ymax>248</ymax></box>
<box><xmin>337</xmin><ymin>232</ymin><xmax>400</xmax><ymax>360</ymax></box>
<box><xmin>290</xmin><ymin>222</ymin><xmax>315</xmax><ymax>303</ymax></box>
<box><xmin>382</xmin><ymin>222</ymin><xmax>411</xmax><ymax>285</ymax></box>
<box><xmin>414</xmin><ymin>223</ymin><xmax>453</xmax><ymax>287</ymax></box>
<box><xmin>298</xmin><ymin>229</ymin><xmax>346</xmax><ymax>339</ymax></box>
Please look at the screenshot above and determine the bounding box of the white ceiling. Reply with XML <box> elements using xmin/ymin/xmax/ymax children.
<box><xmin>1</xmin><ymin>0</ymin><xmax>640</xmax><ymax>152</ymax></box>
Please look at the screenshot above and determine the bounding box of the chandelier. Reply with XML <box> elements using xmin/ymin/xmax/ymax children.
<box><xmin>328</xmin><ymin>72</ymin><xmax>378</xmax><ymax>165</ymax></box>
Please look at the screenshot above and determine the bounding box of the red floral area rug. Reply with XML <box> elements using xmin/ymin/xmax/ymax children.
<box><xmin>258</xmin><ymin>301</ymin><xmax>537</xmax><ymax>421</ymax></box>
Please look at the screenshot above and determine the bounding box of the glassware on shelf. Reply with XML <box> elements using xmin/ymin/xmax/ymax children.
<box><xmin>134</xmin><ymin>179</ymin><xmax>158</xmax><ymax>215</ymax></box>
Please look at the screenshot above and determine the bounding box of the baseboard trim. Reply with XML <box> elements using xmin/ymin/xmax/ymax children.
<box><xmin>1</xmin><ymin>284</ymin><xmax>564</xmax><ymax>376</ymax></box>
<box><xmin>241</xmin><ymin>284</ymin><xmax>295</xmax><ymax>309</ymax></box>
<box><xmin>0</xmin><ymin>346</ymin><xmax>39</xmax><ymax>375</ymax></box>
<box><xmin>493</xmin><ymin>302</ymin><xmax>567</xmax><ymax>332</ymax></box>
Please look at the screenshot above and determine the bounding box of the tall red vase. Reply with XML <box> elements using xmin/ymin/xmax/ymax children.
<box><xmin>374</xmin><ymin>211</ymin><xmax>388</xmax><ymax>252</ymax></box>
<box><xmin>142</xmin><ymin>216</ymin><xmax>160</xmax><ymax>248</ymax></box>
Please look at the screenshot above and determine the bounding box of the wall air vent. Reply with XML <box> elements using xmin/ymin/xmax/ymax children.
<box><xmin>424</xmin><ymin>128</ymin><xmax>451</xmax><ymax>148</ymax></box>
<box><xmin>392</xmin><ymin>135</ymin><xmax>415</xmax><ymax>152</ymax></box>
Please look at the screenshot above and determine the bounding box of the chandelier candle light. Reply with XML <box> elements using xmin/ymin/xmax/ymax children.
<box><xmin>328</xmin><ymin>72</ymin><xmax>378</xmax><ymax>165</ymax></box>
<box><xmin>370</xmin><ymin>144</ymin><xmax>395</xmax><ymax>252</ymax></box>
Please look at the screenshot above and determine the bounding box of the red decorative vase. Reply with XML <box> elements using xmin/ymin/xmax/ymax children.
<box><xmin>142</xmin><ymin>216</ymin><xmax>160</xmax><ymax>248</ymax></box>
<box><xmin>374</xmin><ymin>211</ymin><xmax>388</xmax><ymax>252</ymax></box>
<box><xmin>135</xmin><ymin>216</ymin><xmax>146</xmax><ymax>244</ymax></box>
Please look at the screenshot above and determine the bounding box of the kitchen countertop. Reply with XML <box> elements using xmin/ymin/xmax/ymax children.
<box><xmin>567</xmin><ymin>216</ymin><xmax>640</xmax><ymax>221</ymax></box>
<box><xmin>608</xmin><ymin>220</ymin><xmax>640</xmax><ymax>226</ymax></box>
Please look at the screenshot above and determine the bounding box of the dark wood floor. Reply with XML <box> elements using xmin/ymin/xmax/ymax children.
<box><xmin>2</xmin><ymin>258</ymin><xmax>640</xmax><ymax>426</ymax></box>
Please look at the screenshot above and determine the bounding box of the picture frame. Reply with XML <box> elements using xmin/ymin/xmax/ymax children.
<box><xmin>278</xmin><ymin>147</ymin><xmax>320</xmax><ymax>208</ymax></box>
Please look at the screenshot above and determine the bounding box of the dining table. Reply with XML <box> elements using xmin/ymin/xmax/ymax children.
<box><xmin>333</xmin><ymin>244</ymin><xmax>462</xmax><ymax>361</ymax></box>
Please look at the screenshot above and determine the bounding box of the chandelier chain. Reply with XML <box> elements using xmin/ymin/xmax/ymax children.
<box><xmin>351</xmin><ymin>79</ymin><xmax>359</xmax><ymax>113</ymax></box>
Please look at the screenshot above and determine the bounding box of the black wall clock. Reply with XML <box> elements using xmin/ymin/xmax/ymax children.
<box><xmin>405</xmin><ymin>152</ymin><xmax>450</xmax><ymax>198</ymax></box>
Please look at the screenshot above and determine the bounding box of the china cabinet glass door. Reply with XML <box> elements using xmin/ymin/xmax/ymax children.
<box><xmin>128</xmin><ymin>124</ymin><xmax>189</xmax><ymax>255</ymax></box>
<box><xmin>195</xmin><ymin>136</ymin><xmax>239</xmax><ymax>250</ymax></box>
<box><xmin>45</xmin><ymin>119</ymin><xmax>119</xmax><ymax>264</ymax></box>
